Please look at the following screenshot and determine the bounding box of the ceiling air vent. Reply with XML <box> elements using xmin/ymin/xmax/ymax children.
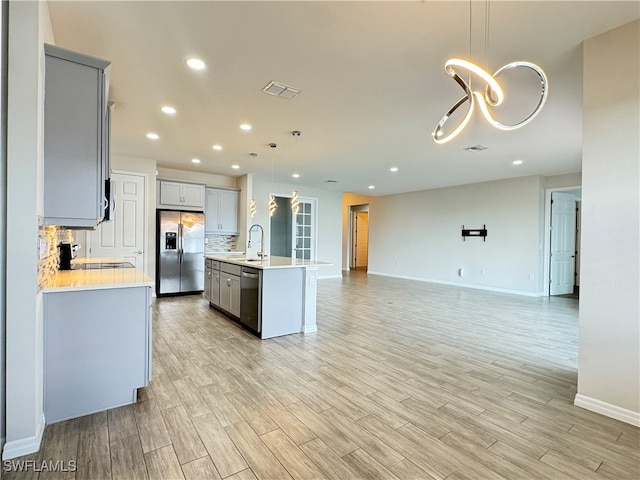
<box><xmin>325</xmin><ymin>180</ymin><xmax>338</xmax><ymax>184</ymax></box>
<box><xmin>262</xmin><ymin>81</ymin><xmax>301</xmax><ymax>99</ymax></box>
<box><xmin>463</xmin><ymin>145</ymin><xmax>488</xmax><ymax>152</ymax></box>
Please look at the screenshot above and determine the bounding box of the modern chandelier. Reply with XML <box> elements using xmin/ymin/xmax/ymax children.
<box><xmin>291</xmin><ymin>130</ymin><xmax>301</xmax><ymax>215</ymax></box>
<box><xmin>432</xmin><ymin>1</ymin><xmax>548</xmax><ymax>144</ymax></box>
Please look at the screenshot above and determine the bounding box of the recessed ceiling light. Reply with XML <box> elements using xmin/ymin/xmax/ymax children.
<box><xmin>390</xmin><ymin>167</ymin><xmax>399</xmax><ymax>172</ymax></box>
<box><xmin>212</xmin><ymin>144</ymin><xmax>223</xmax><ymax>151</ymax></box>
<box><xmin>292</xmin><ymin>173</ymin><xmax>300</xmax><ymax>178</ymax></box>
<box><xmin>191</xmin><ymin>158</ymin><xmax>201</xmax><ymax>164</ymax></box>
<box><xmin>161</xmin><ymin>106</ymin><xmax>176</xmax><ymax>115</ymax></box>
<box><xmin>146</xmin><ymin>132</ymin><xmax>159</xmax><ymax>140</ymax></box>
<box><xmin>512</xmin><ymin>160</ymin><xmax>524</xmax><ymax>165</ymax></box>
<box><xmin>185</xmin><ymin>58</ymin><xmax>206</xmax><ymax>70</ymax></box>
<box><xmin>240</xmin><ymin>124</ymin><xmax>252</xmax><ymax>131</ymax></box>
<box><xmin>231</xmin><ymin>164</ymin><xmax>240</xmax><ymax>170</ymax></box>
<box><xmin>368</xmin><ymin>185</ymin><xmax>375</xmax><ymax>190</ymax></box>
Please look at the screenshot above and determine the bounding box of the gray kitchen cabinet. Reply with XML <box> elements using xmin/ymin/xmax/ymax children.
<box><xmin>44</xmin><ymin>286</ymin><xmax>152</xmax><ymax>423</ymax></box>
<box><xmin>205</xmin><ymin>188</ymin><xmax>239</xmax><ymax>234</ymax></box>
<box><xmin>219</xmin><ymin>262</ymin><xmax>241</xmax><ymax>317</ymax></box>
<box><xmin>210</xmin><ymin>260</ymin><xmax>221</xmax><ymax>308</ymax></box>
<box><xmin>43</xmin><ymin>44</ymin><xmax>111</xmax><ymax>228</ymax></box>
<box><xmin>204</xmin><ymin>259</ymin><xmax>212</xmax><ymax>302</ymax></box>
<box><xmin>158</xmin><ymin>180</ymin><xmax>205</xmax><ymax>210</ymax></box>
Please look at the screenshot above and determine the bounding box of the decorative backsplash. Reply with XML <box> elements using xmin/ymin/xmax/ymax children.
<box><xmin>38</xmin><ymin>223</ymin><xmax>74</xmax><ymax>290</ymax></box>
<box><xmin>205</xmin><ymin>234</ymin><xmax>239</xmax><ymax>253</ymax></box>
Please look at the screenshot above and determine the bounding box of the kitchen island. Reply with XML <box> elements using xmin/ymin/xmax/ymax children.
<box><xmin>42</xmin><ymin>266</ymin><xmax>153</xmax><ymax>423</ymax></box>
<box><xmin>205</xmin><ymin>255</ymin><xmax>331</xmax><ymax>339</ymax></box>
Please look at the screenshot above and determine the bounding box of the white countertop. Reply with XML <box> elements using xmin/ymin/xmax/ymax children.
<box><xmin>205</xmin><ymin>255</ymin><xmax>332</xmax><ymax>270</ymax></box>
<box><xmin>43</xmin><ymin>268</ymin><xmax>153</xmax><ymax>293</ymax></box>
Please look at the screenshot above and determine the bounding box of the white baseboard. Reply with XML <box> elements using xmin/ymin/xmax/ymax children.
<box><xmin>2</xmin><ymin>413</ymin><xmax>45</xmax><ymax>460</ymax></box>
<box><xmin>366</xmin><ymin>271</ymin><xmax>543</xmax><ymax>297</ymax></box>
<box><xmin>318</xmin><ymin>274</ymin><xmax>342</xmax><ymax>280</ymax></box>
<box><xmin>574</xmin><ymin>394</ymin><xmax>640</xmax><ymax>427</ymax></box>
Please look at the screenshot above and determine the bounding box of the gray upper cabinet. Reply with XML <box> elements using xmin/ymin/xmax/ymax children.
<box><xmin>205</xmin><ymin>188</ymin><xmax>239</xmax><ymax>234</ymax></box>
<box><xmin>43</xmin><ymin>44</ymin><xmax>111</xmax><ymax>228</ymax></box>
<box><xmin>157</xmin><ymin>180</ymin><xmax>205</xmax><ymax>210</ymax></box>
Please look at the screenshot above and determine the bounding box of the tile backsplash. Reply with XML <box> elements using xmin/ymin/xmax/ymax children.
<box><xmin>38</xmin><ymin>223</ymin><xmax>74</xmax><ymax>290</ymax></box>
<box><xmin>205</xmin><ymin>234</ymin><xmax>239</xmax><ymax>253</ymax></box>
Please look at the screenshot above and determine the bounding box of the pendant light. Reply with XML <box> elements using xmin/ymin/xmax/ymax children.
<box><xmin>268</xmin><ymin>143</ymin><xmax>278</xmax><ymax>217</ymax></box>
<box><xmin>291</xmin><ymin>130</ymin><xmax>301</xmax><ymax>215</ymax></box>
<box><xmin>432</xmin><ymin>0</ymin><xmax>548</xmax><ymax>144</ymax></box>
<box><xmin>249</xmin><ymin>152</ymin><xmax>258</xmax><ymax>218</ymax></box>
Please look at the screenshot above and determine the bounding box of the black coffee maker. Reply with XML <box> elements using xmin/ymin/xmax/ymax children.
<box><xmin>59</xmin><ymin>242</ymin><xmax>79</xmax><ymax>270</ymax></box>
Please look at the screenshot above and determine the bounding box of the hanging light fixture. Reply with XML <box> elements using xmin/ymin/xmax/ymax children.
<box><xmin>432</xmin><ymin>0</ymin><xmax>548</xmax><ymax>144</ymax></box>
<box><xmin>268</xmin><ymin>195</ymin><xmax>278</xmax><ymax>216</ymax></box>
<box><xmin>268</xmin><ymin>143</ymin><xmax>278</xmax><ymax>217</ymax></box>
<box><xmin>291</xmin><ymin>130</ymin><xmax>301</xmax><ymax>215</ymax></box>
<box><xmin>249</xmin><ymin>199</ymin><xmax>257</xmax><ymax>218</ymax></box>
<box><xmin>291</xmin><ymin>190</ymin><xmax>299</xmax><ymax>215</ymax></box>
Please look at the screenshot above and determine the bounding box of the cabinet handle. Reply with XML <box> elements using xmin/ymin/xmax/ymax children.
<box><xmin>227</xmin><ymin>278</ymin><xmax>231</xmax><ymax>286</ymax></box>
<box><xmin>216</xmin><ymin>274</ymin><xmax>220</xmax><ymax>283</ymax></box>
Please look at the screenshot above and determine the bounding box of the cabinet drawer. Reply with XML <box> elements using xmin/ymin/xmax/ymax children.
<box><xmin>210</xmin><ymin>260</ymin><xmax>220</xmax><ymax>270</ymax></box>
<box><xmin>220</xmin><ymin>263</ymin><xmax>241</xmax><ymax>276</ymax></box>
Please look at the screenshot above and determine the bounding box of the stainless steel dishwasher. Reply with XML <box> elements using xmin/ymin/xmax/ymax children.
<box><xmin>240</xmin><ymin>267</ymin><xmax>261</xmax><ymax>333</ymax></box>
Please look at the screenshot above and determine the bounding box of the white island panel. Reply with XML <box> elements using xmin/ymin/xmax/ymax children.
<box><xmin>261</xmin><ymin>268</ymin><xmax>304</xmax><ymax>339</ymax></box>
<box><xmin>44</xmin><ymin>285</ymin><xmax>152</xmax><ymax>423</ymax></box>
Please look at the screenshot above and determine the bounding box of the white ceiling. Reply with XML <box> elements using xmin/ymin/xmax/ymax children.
<box><xmin>47</xmin><ymin>1</ymin><xmax>639</xmax><ymax>196</ymax></box>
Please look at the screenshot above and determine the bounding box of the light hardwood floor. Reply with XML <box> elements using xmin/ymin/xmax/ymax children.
<box><xmin>5</xmin><ymin>271</ymin><xmax>639</xmax><ymax>479</ymax></box>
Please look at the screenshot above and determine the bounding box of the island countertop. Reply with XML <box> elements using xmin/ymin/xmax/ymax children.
<box><xmin>205</xmin><ymin>255</ymin><xmax>331</xmax><ymax>270</ymax></box>
<box><xmin>43</xmin><ymin>268</ymin><xmax>153</xmax><ymax>293</ymax></box>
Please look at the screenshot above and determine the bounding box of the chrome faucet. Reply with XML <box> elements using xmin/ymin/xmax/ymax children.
<box><xmin>248</xmin><ymin>224</ymin><xmax>265</xmax><ymax>258</ymax></box>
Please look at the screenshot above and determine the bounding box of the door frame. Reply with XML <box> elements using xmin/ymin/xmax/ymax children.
<box><xmin>543</xmin><ymin>185</ymin><xmax>581</xmax><ymax>296</ymax></box>
<box><xmin>347</xmin><ymin>203</ymin><xmax>370</xmax><ymax>271</ymax></box>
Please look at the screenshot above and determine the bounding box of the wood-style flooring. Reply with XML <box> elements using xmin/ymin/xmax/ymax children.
<box><xmin>5</xmin><ymin>271</ymin><xmax>639</xmax><ymax>479</ymax></box>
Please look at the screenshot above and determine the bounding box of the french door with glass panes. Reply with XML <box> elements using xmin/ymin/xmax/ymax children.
<box><xmin>293</xmin><ymin>198</ymin><xmax>316</xmax><ymax>260</ymax></box>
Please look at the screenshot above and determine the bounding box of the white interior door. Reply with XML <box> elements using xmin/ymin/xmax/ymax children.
<box><xmin>550</xmin><ymin>192</ymin><xmax>576</xmax><ymax>295</ymax></box>
<box><xmin>292</xmin><ymin>197</ymin><xmax>316</xmax><ymax>260</ymax></box>
<box><xmin>88</xmin><ymin>172</ymin><xmax>146</xmax><ymax>268</ymax></box>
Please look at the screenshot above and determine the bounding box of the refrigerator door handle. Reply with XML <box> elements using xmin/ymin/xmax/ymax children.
<box><xmin>178</xmin><ymin>223</ymin><xmax>184</xmax><ymax>263</ymax></box>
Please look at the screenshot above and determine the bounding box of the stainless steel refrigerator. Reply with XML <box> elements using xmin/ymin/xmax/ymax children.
<box><xmin>156</xmin><ymin>210</ymin><xmax>205</xmax><ymax>296</ymax></box>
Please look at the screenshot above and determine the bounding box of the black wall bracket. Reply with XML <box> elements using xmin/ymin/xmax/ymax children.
<box><xmin>462</xmin><ymin>224</ymin><xmax>487</xmax><ymax>241</ymax></box>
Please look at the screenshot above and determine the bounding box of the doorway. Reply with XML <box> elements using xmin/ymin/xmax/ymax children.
<box><xmin>544</xmin><ymin>187</ymin><xmax>582</xmax><ymax>297</ymax></box>
<box><xmin>269</xmin><ymin>194</ymin><xmax>317</xmax><ymax>260</ymax></box>
<box><xmin>349</xmin><ymin>204</ymin><xmax>370</xmax><ymax>270</ymax></box>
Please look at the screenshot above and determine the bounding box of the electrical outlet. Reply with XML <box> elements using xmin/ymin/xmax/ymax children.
<box><xmin>38</xmin><ymin>238</ymin><xmax>49</xmax><ymax>259</ymax></box>
<box><xmin>480</xmin><ymin>269</ymin><xmax>485</xmax><ymax>276</ymax></box>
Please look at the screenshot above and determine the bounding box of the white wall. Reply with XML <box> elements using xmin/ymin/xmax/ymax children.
<box><xmin>367</xmin><ymin>175</ymin><xmax>548</xmax><ymax>295</ymax></box>
<box><xmin>0</xmin><ymin>0</ymin><xmax>7</xmax><ymax>450</ymax></box>
<box><xmin>577</xmin><ymin>20</ymin><xmax>639</xmax><ymax>424</ymax></box>
<box><xmin>4</xmin><ymin>0</ymin><xmax>54</xmax><ymax>459</ymax></box>
<box><xmin>252</xmin><ymin>179</ymin><xmax>343</xmax><ymax>278</ymax></box>
<box><xmin>236</xmin><ymin>173</ymin><xmax>252</xmax><ymax>252</ymax></box>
